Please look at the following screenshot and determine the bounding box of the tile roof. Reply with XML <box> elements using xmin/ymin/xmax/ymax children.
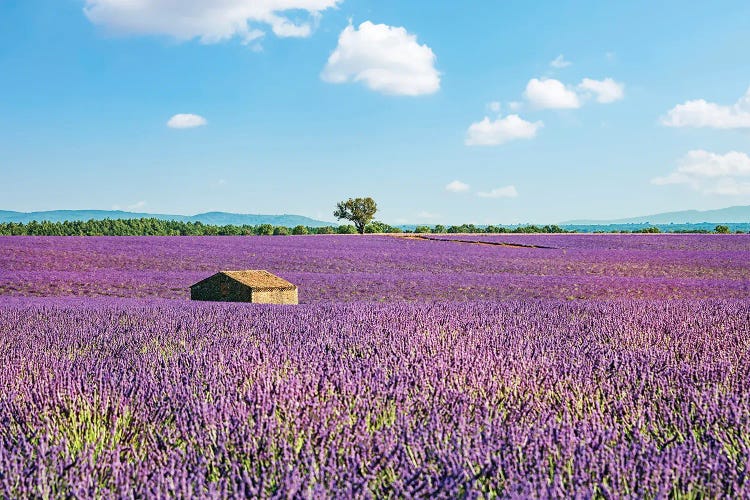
<box><xmin>219</xmin><ymin>270</ymin><xmax>296</xmax><ymax>290</ymax></box>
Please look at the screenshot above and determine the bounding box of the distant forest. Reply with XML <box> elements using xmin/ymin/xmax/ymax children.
<box><xmin>0</xmin><ymin>218</ymin><xmax>566</xmax><ymax>236</ymax></box>
<box><xmin>0</xmin><ymin>218</ymin><xmax>741</xmax><ymax>236</ymax></box>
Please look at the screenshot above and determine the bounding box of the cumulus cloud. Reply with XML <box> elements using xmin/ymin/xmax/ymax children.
<box><xmin>523</xmin><ymin>77</ymin><xmax>624</xmax><ymax>109</ymax></box>
<box><xmin>445</xmin><ymin>180</ymin><xmax>470</xmax><ymax>193</ymax></box>
<box><xmin>488</xmin><ymin>101</ymin><xmax>501</xmax><ymax>113</ymax></box>
<box><xmin>167</xmin><ymin>114</ymin><xmax>207</xmax><ymax>129</ymax></box>
<box><xmin>465</xmin><ymin>115</ymin><xmax>542</xmax><ymax>146</ymax></box>
<box><xmin>661</xmin><ymin>87</ymin><xmax>750</xmax><ymax>129</ymax></box>
<box><xmin>477</xmin><ymin>186</ymin><xmax>519</xmax><ymax>199</ymax></box>
<box><xmin>321</xmin><ymin>21</ymin><xmax>440</xmax><ymax>96</ymax></box>
<box><xmin>578</xmin><ymin>77</ymin><xmax>625</xmax><ymax>103</ymax></box>
<box><xmin>83</xmin><ymin>0</ymin><xmax>341</xmax><ymax>43</ymax></box>
<box><xmin>651</xmin><ymin>150</ymin><xmax>750</xmax><ymax>195</ymax></box>
<box><xmin>550</xmin><ymin>54</ymin><xmax>571</xmax><ymax>69</ymax></box>
<box><xmin>524</xmin><ymin>78</ymin><xmax>580</xmax><ymax>109</ymax></box>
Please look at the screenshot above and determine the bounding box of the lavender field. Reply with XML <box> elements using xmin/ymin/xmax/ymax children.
<box><xmin>1</xmin><ymin>234</ymin><xmax>749</xmax><ymax>302</ymax></box>
<box><xmin>1</xmin><ymin>235</ymin><xmax>750</xmax><ymax>497</ymax></box>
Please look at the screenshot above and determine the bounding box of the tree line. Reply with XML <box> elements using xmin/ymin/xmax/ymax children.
<box><xmin>0</xmin><ymin>218</ymin><xmax>739</xmax><ymax>236</ymax></box>
<box><xmin>0</xmin><ymin>219</ymin><xmax>347</xmax><ymax>236</ymax></box>
<box><xmin>0</xmin><ymin>218</ymin><xmax>572</xmax><ymax>236</ymax></box>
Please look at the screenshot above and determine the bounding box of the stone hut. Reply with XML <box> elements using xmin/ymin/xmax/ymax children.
<box><xmin>190</xmin><ymin>270</ymin><xmax>298</xmax><ymax>305</ymax></box>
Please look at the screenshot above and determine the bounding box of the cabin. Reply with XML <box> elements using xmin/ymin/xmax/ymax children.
<box><xmin>190</xmin><ymin>270</ymin><xmax>298</xmax><ymax>305</ymax></box>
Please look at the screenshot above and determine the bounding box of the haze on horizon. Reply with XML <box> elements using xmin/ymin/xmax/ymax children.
<box><xmin>1</xmin><ymin>1</ymin><xmax>750</xmax><ymax>225</ymax></box>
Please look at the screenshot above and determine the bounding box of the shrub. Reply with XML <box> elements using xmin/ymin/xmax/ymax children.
<box><xmin>292</xmin><ymin>225</ymin><xmax>309</xmax><ymax>235</ymax></box>
<box><xmin>365</xmin><ymin>221</ymin><xmax>400</xmax><ymax>234</ymax></box>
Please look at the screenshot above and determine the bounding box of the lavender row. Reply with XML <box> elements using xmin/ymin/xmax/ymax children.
<box><xmin>1</xmin><ymin>297</ymin><xmax>749</xmax><ymax>497</ymax></box>
<box><xmin>1</xmin><ymin>235</ymin><xmax>748</xmax><ymax>301</ymax></box>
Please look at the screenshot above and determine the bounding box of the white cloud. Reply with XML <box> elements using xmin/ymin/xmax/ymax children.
<box><xmin>321</xmin><ymin>21</ymin><xmax>440</xmax><ymax>96</ymax></box>
<box><xmin>465</xmin><ymin>115</ymin><xmax>542</xmax><ymax>146</ymax></box>
<box><xmin>508</xmin><ymin>101</ymin><xmax>523</xmax><ymax>112</ymax></box>
<box><xmin>477</xmin><ymin>186</ymin><xmax>519</xmax><ymax>199</ymax></box>
<box><xmin>167</xmin><ymin>113</ymin><xmax>207</xmax><ymax>129</ymax></box>
<box><xmin>550</xmin><ymin>54</ymin><xmax>571</xmax><ymax>69</ymax></box>
<box><xmin>661</xmin><ymin>87</ymin><xmax>750</xmax><ymax>129</ymax></box>
<box><xmin>488</xmin><ymin>101</ymin><xmax>501</xmax><ymax>113</ymax></box>
<box><xmin>445</xmin><ymin>180</ymin><xmax>470</xmax><ymax>193</ymax></box>
<box><xmin>83</xmin><ymin>0</ymin><xmax>340</xmax><ymax>43</ymax></box>
<box><xmin>522</xmin><ymin>77</ymin><xmax>624</xmax><ymax>109</ymax></box>
<box><xmin>651</xmin><ymin>150</ymin><xmax>750</xmax><ymax>195</ymax></box>
<box><xmin>578</xmin><ymin>77</ymin><xmax>625</xmax><ymax>103</ymax></box>
<box><xmin>524</xmin><ymin>78</ymin><xmax>580</xmax><ymax>109</ymax></box>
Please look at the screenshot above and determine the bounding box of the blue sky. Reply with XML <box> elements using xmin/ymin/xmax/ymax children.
<box><xmin>1</xmin><ymin>0</ymin><xmax>750</xmax><ymax>224</ymax></box>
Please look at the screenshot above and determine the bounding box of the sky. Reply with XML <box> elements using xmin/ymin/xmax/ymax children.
<box><xmin>1</xmin><ymin>0</ymin><xmax>750</xmax><ymax>225</ymax></box>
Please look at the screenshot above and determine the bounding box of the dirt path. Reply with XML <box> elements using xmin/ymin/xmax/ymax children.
<box><xmin>392</xmin><ymin>234</ymin><xmax>558</xmax><ymax>249</ymax></box>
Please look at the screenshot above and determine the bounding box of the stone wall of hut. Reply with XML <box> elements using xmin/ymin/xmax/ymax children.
<box><xmin>191</xmin><ymin>274</ymin><xmax>252</xmax><ymax>302</ymax></box>
<box><xmin>251</xmin><ymin>288</ymin><xmax>298</xmax><ymax>305</ymax></box>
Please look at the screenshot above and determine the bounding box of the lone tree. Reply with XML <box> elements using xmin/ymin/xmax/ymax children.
<box><xmin>334</xmin><ymin>197</ymin><xmax>378</xmax><ymax>234</ymax></box>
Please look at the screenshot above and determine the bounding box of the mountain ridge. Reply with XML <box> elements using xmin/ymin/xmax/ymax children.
<box><xmin>562</xmin><ymin>205</ymin><xmax>750</xmax><ymax>225</ymax></box>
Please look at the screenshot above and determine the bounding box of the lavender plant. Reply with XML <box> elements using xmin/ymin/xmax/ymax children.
<box><xmin>1</xmin><ymin>234</ymin><xmax>748</xmax><ymax>301</ymax></box>
<box><xmin>0</xmin><ymin>234</ymin><xmax>749</xmax><ymax>497</ymax></box>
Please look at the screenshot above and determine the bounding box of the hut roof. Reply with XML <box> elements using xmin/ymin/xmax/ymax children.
<box><xmin>192</xmin><ymin>270</ymin><xmax>296</xmax><ymax>291</ymax></box>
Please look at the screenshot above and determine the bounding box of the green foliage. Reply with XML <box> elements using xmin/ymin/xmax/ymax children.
<box><xmin>5</xmin><ymin>219</ymin><xmax>733</xmax><ymax>236</ymax></box>
<box><xmin>635</xmin><ymin>227</ymin><xmax>662</xmax><ymax>234</ymax></box>
<box><xmin>365</xmin><ymin>221</ymin><xmax>401</xmax><ymax>234</ymax></box>
<box><xmin>0</xmin><ymin>219</ymin><xmax>317</xmax><ymax>236</ymax></box>
<box><xmin>45</xmin><ymin>398</ymin><xmax>138</xmax><ymax>461</ymax></box>
<box><xmin>447</xmin><ymin>224</ymin><xmax>480</xmax><ymax>233</ymax></box>
<box><xmin>334</xmin><ymin>197</ymin><xmax>378</xmax><ymax>234</ymax></box>
<box><xmin>255</xmin><ymin>224</ymin><xmax>274</xmax><ymax>236</ymax></box>
<box><xmin>513</xmin><ymin>224</ymin><xmax>567</xmax><ymax>234</ymax></box>
<box><xmin>442</xmin><ymin>224</ymin><xmax>569</xmax><ymax>234</ymax></box>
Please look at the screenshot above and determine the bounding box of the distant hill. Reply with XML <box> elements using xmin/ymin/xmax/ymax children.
<box><xmin>563</xmin><ymin>205</ymin><xmax>750</xmax><ymax>225</ymax></box>
<box><xmin>0</xmin><ymin>210</ymin><xmax>334</xmax><ymax>227</ymax></box>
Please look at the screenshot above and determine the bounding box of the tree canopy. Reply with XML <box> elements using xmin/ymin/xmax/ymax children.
<box><xmin>333</xmin><ymin>197</ymin><xmax>378</xmax><ymax>234</ymax></box>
